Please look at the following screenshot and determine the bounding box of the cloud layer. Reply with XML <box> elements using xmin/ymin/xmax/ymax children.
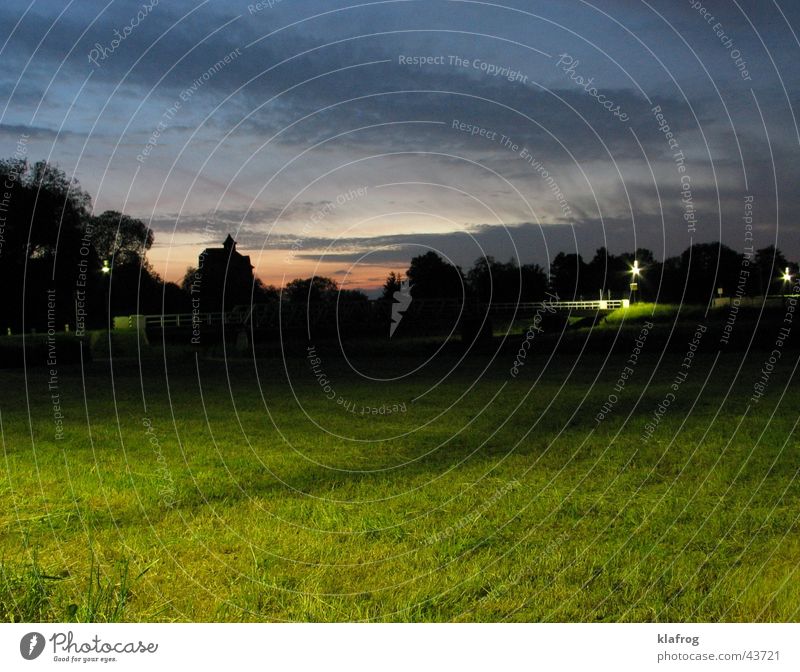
<box><xmin>1</xmin><ymin>0</ymin><xmax>798</xmax><ymax>287</ymax></box>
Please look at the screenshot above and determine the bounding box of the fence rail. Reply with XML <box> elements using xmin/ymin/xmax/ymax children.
<box><xmin>122</xmin><ymin>298</ymin><xmax>630</xmax><ymax>332</ymax></box>
<box><xmin>486</xmin><ymin>299</ymin><xmax>629</xmax><ymax>311</ymax></box>
<box><xmin>140</xmin><ymin>312</ymin><xmax>229</xmax><ymax>328</ymax></box>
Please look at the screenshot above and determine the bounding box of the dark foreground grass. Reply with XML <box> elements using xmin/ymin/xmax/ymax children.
<box><xmin>1</xmin><ymin>332</ymin><xmax>799</xmax><ymax>622</ymax></box>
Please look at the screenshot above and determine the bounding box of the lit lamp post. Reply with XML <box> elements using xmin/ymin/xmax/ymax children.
<box><xmin>781</xmin><ymin>267</ymin><xmax>793</xmax><ymax>308</ymax></box>
<box><xmin>101</xmin><ymin>259</ymin><xmax>111</xmax><ymax>329</ymax></box>
<box><xmin>630</xmin><ymin>260</ymin><xmax>641</xmax><ymax>304</ymax></box>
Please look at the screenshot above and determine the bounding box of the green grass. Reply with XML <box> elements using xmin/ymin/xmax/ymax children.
<box><xmin>601</xmin><ymin>302</ymin><xmax>691</xmax><ymax>325</ymax></box>
<box><xmin>1</xmin><ymin>333</ymin><xmax>799</xmax><ymax>622</ymax></box>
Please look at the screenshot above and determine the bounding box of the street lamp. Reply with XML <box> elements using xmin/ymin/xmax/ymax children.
<box><xmin>630</xmin><ymin>260</ymin><xmax>641</xmax><ymax>303</ymax></box>
<box><xmin>101</xmin><ymin>259</ymin><xmax>111</xmax><ymax>329</ymax></box>
<box><xmin>782</xmin><ymin>266</ymin><xmax>792</xmax><ymax>283</ymax></box>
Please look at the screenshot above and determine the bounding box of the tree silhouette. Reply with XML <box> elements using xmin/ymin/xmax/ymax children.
<box><xmin>284</xmin><ymin>276</ymin><xmax>339</xmax><ymax>303</ymax></box>
<box><xmin>549</xmin><ymin>252</ymin><xmax>589</xmax><ymax>300</ymax></box>
<box><xmin>406</xmin><ymin>251</ymin><xmax>464</xmax><ymax>299</ymax></box>
<box><xmin>753</xmin><ymin>246</ymin><xmax>790</xmax><ymax>295</ymax></box>
<box><xmin>381</xmin><ymin>271</ymin><xmax>403</xmax><ymax>301</ymax></box>
<box><xmin>89</xmin><ymin>210</ymin><xmax>154</xmax><ymax>266</ymax></box>
<box><xmin>680</xmin><ymin>242</ymin><xmax>743</xmax><ymax>303</ymax></box>
<box><xmin>0</xmin><ymin>160</ymin><xmax>92</xmax><ymax>332</ymax></box>
<box><xmin>466</xmin><ymin>256</ymin><xmax>548</xmax><ymax>303</ymax></box>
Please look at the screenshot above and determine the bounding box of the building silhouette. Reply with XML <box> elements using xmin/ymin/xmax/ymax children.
<box><xmin>193</xmin><ymin>234</ymin><xmax>254</xmax><ymax>313</ymax></box>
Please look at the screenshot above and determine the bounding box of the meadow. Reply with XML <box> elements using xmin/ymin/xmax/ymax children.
<box><xmin>1</xmin><ymin>312</ymin><xmax>799</xmax><ymax>622</ymax></box>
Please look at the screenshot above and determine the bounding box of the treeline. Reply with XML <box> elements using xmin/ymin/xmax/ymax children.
<box><xmin>375</xmin><ymin>246</ymin><xmax>797</xmax><ymax>306</ymax></box>
<box><xmin>268</xmin><ymin>242</ymin><xmax>798</xmax><ymax>310</ymax></box>
<box><xmin>2</xmin><ymin>157</ymin><xmax>796</xmax><ymax>336</ymax></box>
<box><xmin>541</xmin><ymin>245</ymin><xmax>796</xmax><ymax>304</ymax></box>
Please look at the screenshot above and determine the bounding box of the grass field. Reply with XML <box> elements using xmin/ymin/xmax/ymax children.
<box><xmin>1</xmin><ymin>319</ymin><xmax>799</xmax><ymax>622</ymax></box>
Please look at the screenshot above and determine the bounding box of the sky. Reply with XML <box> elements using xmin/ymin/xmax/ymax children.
<box><xmin>1</xmin><ymin>0</ymin><xmax>799</xmax><ymax>291</ymax></box>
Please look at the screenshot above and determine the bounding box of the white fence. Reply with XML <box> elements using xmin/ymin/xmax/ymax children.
<box><xmin>118</xmin><ymin>298</ymin><xmax>630</xmax><ymax>332</ymax></box>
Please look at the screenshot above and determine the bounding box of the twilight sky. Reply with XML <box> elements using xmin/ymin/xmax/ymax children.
<box><xmin>1</xmin><ymin>0</ymin><xmax>799</xmax><ymax>291</ymax></box>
